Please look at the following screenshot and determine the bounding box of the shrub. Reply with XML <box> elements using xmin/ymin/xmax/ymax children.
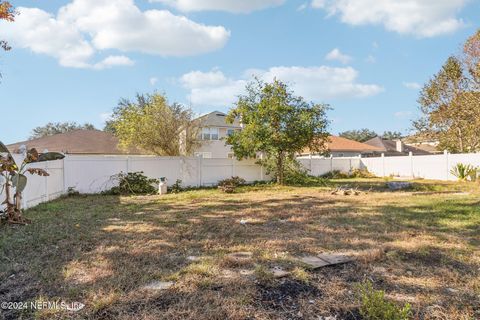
<box><xmin>104</xmin><ymin>171</ymin><xmax>159</xmax><ymax>195</ymax></box>
<box><xmin>218</xmin><ymin>176</ymin><xmax>246</xmax><ymax>193</ymax></box>
<box><xmin>169</xmin><ymin>179</ymin><xmax>184</xmax><ymax>194</ymax></box>
<box><xmin>284</xmin><ymin>170</ymin><xmax>328</xmax><ymax>186</ymax></box>
<box><xmin>66</xmin><ymin>187</ymin><xmax>80</xmax><ymax>197</ymax></box>
<box><xmin>320</xmin><ymin>168</ymin><xmax>376</xmax><ymax>179</ymax></box>
<box><xmin>357</xmin><ymin>281</ymin><xmax>412</xmax><ymax>320</ymax></box>
<box><xmin>350</xmin><ymin>168</ymin><xmax>376</xmax><ymax>178</ymax></box>
<box><xmin>450</xmin><ymin>163</ymin><xmax>478</xmax><ymax>182</ymax></box>
<box><xmin>320</xmin><ymin>170</ymin><xmax>350</xmax><ymax>179</ymax></box>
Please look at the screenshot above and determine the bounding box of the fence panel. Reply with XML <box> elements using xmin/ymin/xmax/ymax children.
<box><xmin>4</xmin><ymin>152</ymin><xmax>480</xmax><ymax>210</ymax></box>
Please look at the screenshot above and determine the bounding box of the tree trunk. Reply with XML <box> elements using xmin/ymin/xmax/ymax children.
<box><xmin>276</xmin><ymin>152</ymin><xmax>284</xmax><ymax>185</ymax></box>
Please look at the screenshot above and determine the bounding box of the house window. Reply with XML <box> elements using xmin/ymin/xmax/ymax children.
<box><xmin>194</xmin><ymin>152</ymin><xmax>212</xmax><ymax>158</ymax></box>
<box><xmin>201</xmin><ymin>127</ymin><xmax>219</xmax><ymax>140</ymax></box>
<box><xmin>227</xmin><ymin>129</ymin><xmax>235</xmax><ymax>136</ymax></box>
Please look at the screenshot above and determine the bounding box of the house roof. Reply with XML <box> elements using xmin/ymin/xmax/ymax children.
<box><xmin>195</xmin><ymin>111</ymin><xmax>242</xmax><ymax>128</ymax></box>
<box><xmin>7</xmin><ymin>130</ymin><xmax>143</xmax><ymax>155</ymax></box>
<box><xmin>326</xmin><ymin>136</ymin><xmax>383</xmax><ymax>152</ymax></box>
<box><xmin>302</xmin><ymin>136</ymin><xmax>382</xmax><ymax>154</ymax></box>
<box><xmin>364</xmin><ymin>137</ymin><xmax>432</xmax><ymax>155</ymax></box>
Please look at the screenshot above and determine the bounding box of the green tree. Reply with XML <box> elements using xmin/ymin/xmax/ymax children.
<box><xmin>414</xmin><ymin>30</ymin><xmax>480</xmax><ymax>153</ymax></box>
<box><xmin>103</xmin><ymin>120</ymin><xmax>116</xmax><ymax>134</ymax></box>
<box><xmin>381</xmin><ymin>131</ymin><xmax>403</xmax><ymax>140</ymax></box>
<box><xmin>339</xmin><ymin>129</ymin><xmax>378</xmax><ymax>142</ymax></box>
<box><xmin>30</xmin><ymin>122</ymin><xmax>96</xmax><ymax>140</ymax></box>
<box><xmin>226</xmin><ymin>79</ymin><xmax>330</xmax><ymax>185</ymax></box>
<box><xmin>109</xmin><ymin>93</ymin><xmax>200</xmax><ymax>156</ymax></box>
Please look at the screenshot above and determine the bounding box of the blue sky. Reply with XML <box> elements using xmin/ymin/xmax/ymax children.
<box><xmin>1</xmin><ymin>0</ymin><xmax>479</xmax><ymax>144</ymax></box>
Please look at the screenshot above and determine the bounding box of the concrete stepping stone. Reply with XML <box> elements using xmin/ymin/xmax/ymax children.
<box><xmin>297</xmin><ymin>253</ymin><xmax>354</xmax><ymax>269</ymax></box>
<box><xmin>142</xmin><ymin>281</ymin><xmax>174</xmax><ymax>291</ymax></box>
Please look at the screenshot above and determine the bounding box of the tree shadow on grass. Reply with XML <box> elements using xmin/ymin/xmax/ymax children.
<box><xmin>0</xmin><ymin>189</ymin><xmax>478</xmax><ymax>319</ymax></box>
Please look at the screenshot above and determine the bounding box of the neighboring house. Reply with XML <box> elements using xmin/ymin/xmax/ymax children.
<box><xmin>191</xmin><ymin>111</ymin><xmax>242</xmax><ymax>158</ymax></box>
<box><xmin>364</xmin><ymin>136</ymin><xmax>433</xmax><ymax>156</ymax></box>
<box><xmin>402</xmin><ymin>135</ymin><xmax>442</xmax><ymax>154</ymax></box>
<box><xmin>300</xmin><ymin>136</ymin><xmax>382</xmax><ymax>158</ymax></box>
<box><xmin>7</xmin><ymin>130</ymin><xmax>142</xmax><ymax>155</ymax></box>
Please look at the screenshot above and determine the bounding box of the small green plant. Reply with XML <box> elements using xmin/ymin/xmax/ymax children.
<box><xmin>450</xmin><ymin>163</ymin><xmax>478</xmax><ymax>182</ymax></box>
<box><xmin>350</xmin><ymin>168</ymin><xmax>376</xmax><ymax>178</ymax></box>
<box><xmin>218</xmin><ymin>176</ymin><xmax>246</xmax><ymax>193</ymax></box>
<box><xmin>66</xmin><ymin>187</ymin><xmax>80</xmax><ymax>196</ymax></box>
<box><xmin>320</xmin><ymin>170</ymin><xmax>350</xmax><ymax>179</ymax></box>
<box><xmin>104</xmin><ymin>171</ymin><xmax>159</xmax><ymax>195</ymax></box>
<box><xmin>169</xmin><ymin>179</ymin><xmax>184</xmax><ymax>194</ymax></box>
<box><xmin>357</xmin><ymin>281</ymin><xmax>411</xmax><ymax>320</ymax></box>
<box><xmin>284</xmin><ymin>170</ymin><xmax>328</xmax><ymax>186</ymax></box>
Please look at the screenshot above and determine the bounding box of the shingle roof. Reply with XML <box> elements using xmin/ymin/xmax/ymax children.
<box><xmin>364</xmin><ymin>137</ymin><xmax>432</xmax><ymax>155</ymax></box>
<box><xmin>7</xmin><ymin>130</ymin><xmax>143</xmax><ymax>155</ymax></box>
<box><xmin>302</xmin><ymin>136</ymin><xmax>382</xmax><ymax>154</ymax></box>
<box><xmin>195</xmin><ymin>111</ymin><xmax>242</xmax><ymax>128</ymax></box>
<box><xmin>326</xmin><ymin>136</ymin><xmax>383</xmax><ymax>152</ymax></box>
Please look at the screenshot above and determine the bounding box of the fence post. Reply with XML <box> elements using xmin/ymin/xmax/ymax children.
<box><xmin>45</xmin><ymin>161</ymin><xmax>49</xmax><ymax>201</ymax></box>
<box><xmin>330</xmin><ymin>155</ymin><xmax>333</xmax><ymax>173</ymax></box>
<box><xmin>409</xmin><ymin>151</ymin><xmax>414</xmax><ymax>178</ymax></box>
<box><xmin>126</xmin><ymin>156</ymin><xmax>131</xmax><ymax>173</ymax></box>
<box><xmin>381</xmin><ymin>153</ymin><xmax>385</xmax><ymax>177</ymax></box>
<box><xmin>63</xmin><ymin>156</ymin><xmax>68</xmax><ymax>193</ymax></box>
<box><xmin>444</xmin><ymin>150</ymin><xmax>449</xmax><ymax>180</ymax></box>
<box><xmin>309</xmin><ymin>154</ymin><xmax>313</xmax><ymax>174</ymax></box>
<box><xmin>260</xmin><ymin>153</ymin><xmax>264</xmax><ymax>181</ymax></box>
<box><xmin>232</xmin><ymin>157</ymin><xmax>236</xmax><ymax>177</ymax></box>
<box><xmin>198</xmin><ymin>156</ymin><xmax>203</xmax><ymax>186</ymax></box>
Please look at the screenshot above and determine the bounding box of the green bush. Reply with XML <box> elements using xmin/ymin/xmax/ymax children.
<box><xmin>450</xmin><ymin>163</ymin><xmax>478</xmax><ymax>182</ymax></box>
<box><xmin>357</xmin><ymin>281</ymin><xmax>412</xmax><ymax>320</ymax></box>
<box><xmin>169</xmin><ymin>179</ymin><xmax>184</xmax><ymax>194</ymax></box>
<box><xmin>218</xmin><ymin>176</ymin><xmax>246</xmax><ymax>193</ymax></box>
<box><xmin>320</xmin><ymin>168</ymin><xmax>376</xmax><ymax>179</ymax></box>
<box><xmin>284</xmin><ymin>170</ymin><xmax>328</xmax><ymax>186</ymax></box>
<box><xmin>350</xmin><ymin>168</ymin><xmax>376</xmax><ymax>178</ymax></box>
<box><xmin>320</xmin><ymin>170</ymin><xmax>350</xmax><ymax>179</ymax></box>
<box><xmin>104</xmin><ymin>171</ymin><xmax>159</xmax><ymax>195</ymax></box>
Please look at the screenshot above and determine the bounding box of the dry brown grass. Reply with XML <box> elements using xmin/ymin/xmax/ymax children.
<box><xmin>0</xmin><ymin>179</ymin><xmax>479</xmax><ymax>319</ymax></box>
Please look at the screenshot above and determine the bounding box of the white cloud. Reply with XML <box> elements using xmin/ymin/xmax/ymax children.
<box><xmin>100</xmin><ymin>112</ymin><xmax>113</xmax><ymax>122</ymax></box>
<box><xmin>365</xmin><ymin>55</ymin><xmax>376</xmax><ymax>63</ymax></box>
<box><xmin>403</xmin><ymin>82</ymin><xmax>422</xmax><ymax>90</ymax></box>
<box><xmin>297</xmin><ymin>3</ymin><xmax>308</xmax><ymax>11</ymax></box>
<box><xmin>93</xmin><ymin>55</ymin><xmax>135</xmax><ymax>70</ymax></box>
<box><xmin>325</xmin><ymin>48</ymin><xmax>352</xmax><ymax>64</ymax></box>
<box><xmin>311</xmin><ymin>0</ymin><xmax>468</xmax><ymax>37</ymax></box>
<box><xmin>151</xmin><ymin>0</ymin><xmax>285</xmax><ymax>13</ymax></box>
<box><xmin>150</xmin><ymin>77</ymin><xmax>159</xmax><ymax>86</ymax></box>
<box><xmin>180</xmin><ymin>66</ymin><xmax>383</xmax><ymax>106</ymax></box>
<box><xmin>394</xmin><ymin>111</ymin><xmax>413</xmax><ymax>118</ymax></box>
<box><xmin>0</xmin><ymin>0</ymin><xmax>230</xmax><ymax>68</ymax></box>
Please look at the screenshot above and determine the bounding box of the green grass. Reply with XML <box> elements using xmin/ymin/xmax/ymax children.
<box><xmin>0</xmin><ymin>179</ymin><xmax>479</xmax><ymax>319</ymax></box>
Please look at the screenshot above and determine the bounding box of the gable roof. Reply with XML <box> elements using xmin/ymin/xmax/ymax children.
<box><xmin>195</xmin><ymin>111</ymin><xmax>242</xmax><ymax>128</ymax></box>
<box><xmin>302</xmin><ymin>136</ymin><xmax>382</xmax><ymax>154</ymax></box>
<box><xmin>7</xmin><ymin>130</ymin><xmax>143</xmax><ymax>155</ymax></box>
<box><xmin>326</xmin><ymin>136</ymin><xmax>383</xmax><ymax>152</ymax></box>
<box><xmin>364</xmin><ymin>137</ymin><xmax>432</xmax><ymax>155</ymax></box>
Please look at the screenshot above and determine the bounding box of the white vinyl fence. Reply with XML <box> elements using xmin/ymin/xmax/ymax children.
<box><xmin>2</xmin><ymin>152</ymin><xmax>480</xmax><ymax>210</ymax></box>
<box><xmin>64</xmin><ymin>155</ymin><xmax>266</xmax><ymax>194</ymax></box>
<box><xmin>361</xmin><ymin>152</ymin><xmax>480</xmax><ymax>181</ymax></box>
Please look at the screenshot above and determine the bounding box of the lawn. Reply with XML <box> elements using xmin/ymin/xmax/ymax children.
<box><xmin>1</xmin><ymin>179</ymin><xmax>479</xmax><ymax>319</ymax></box>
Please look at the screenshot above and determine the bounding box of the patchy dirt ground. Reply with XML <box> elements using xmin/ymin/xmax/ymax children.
<box><xmin>0</xmin><ymin>179</ymin><xmax>479</xmax><ymax>319</ymax></box>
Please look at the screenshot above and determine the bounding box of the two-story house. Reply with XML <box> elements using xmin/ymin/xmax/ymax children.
<box><xmin>192</xmin><ymin>111</ymin><xmax>242</xmax><ymax>158</ymax></box>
